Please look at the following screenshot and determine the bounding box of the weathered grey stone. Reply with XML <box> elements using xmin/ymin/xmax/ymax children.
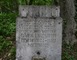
<box><xmin>16</xmin><ymin>17</ymin><xmax>62</xmax><ymax>60</ymax></box>
<box><xmin>17</xmin><ymin>5</ymin><xmax>62</xmax><ymax>60</ymax></box>
<box><xmin>19</xmin><ymin>5</ymin><xmax>60</xmax><ymax>18</ymax></box>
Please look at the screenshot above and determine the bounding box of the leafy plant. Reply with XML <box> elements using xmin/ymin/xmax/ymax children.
<box><xmin>18</xmin><ymin>0</ymin><xmax>53</xmax><ymax>5</ymax></box>
<box><xmin>0</xmin><ymin>13</ymin><xmax>17</xmax><ymax>36</ymax></box>
<box><xmin>0</xmin><ymin>36</ymin><xmax>12</xmax><ymax>55</ymax></box>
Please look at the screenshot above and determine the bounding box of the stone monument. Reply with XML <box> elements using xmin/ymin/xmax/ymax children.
<box><xmin>16</xmin><ymin>5</ymin><xmax>62</xmax><ymax>60</ymax></box>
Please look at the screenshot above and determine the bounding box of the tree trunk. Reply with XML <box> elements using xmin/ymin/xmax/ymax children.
<box><xmin>59</xmin><ymin>0</ymin><xmax>76</xmax><ymax>45</ymax></box>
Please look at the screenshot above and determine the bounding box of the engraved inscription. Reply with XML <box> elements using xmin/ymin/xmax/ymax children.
<box><xmin>16</xmin><ymin>6</ymin><xmax>62</xmax><ymax>60</ymax></box>
<box><xmin>19</xmin><ymin>18</ymin><xmax>56</xmax><ymax>47</ymax></box>
<box><xmin>16</xmin><ymin>17</ymin><xmax>62</xmax><ymax>60</ymax></box>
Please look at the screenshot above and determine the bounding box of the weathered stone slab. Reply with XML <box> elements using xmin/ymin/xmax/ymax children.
<box><xmin>19</xmin><ymin>5</ymin><xmax>60</xmax><ymax>18</ymax></box>
<box><xmin>16</xmin><ymin>17</ymin><xmax>62</xmax><ymax>60</ymax></box>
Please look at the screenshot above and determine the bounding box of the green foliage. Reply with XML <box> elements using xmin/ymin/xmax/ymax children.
<box><xmin>0</xmin><ymin>0</ymin><xmax>18</xmax><ymax>13</ymax></box>
<box><xmin>0</xmin><ymin>36</ymin><xmax>11</xmax><ymax>53</ymax></box>
<box><xmin>62</xmin><ymin>42</ymin><xmax>77</xmax><ymax>60</ymax></box>
<box><xmin>0</xmin><ymin>36</ymin><xmax>12</xmax><ymax>55</ymax></box>
<box><xmin>7</xmin><ymin>47</ymin><xmax>16</xmax><ymax>60</ymax></box>
<box><xmin>32</xmin><ymin>0</ymin><xmax>53</xmax><ymax>5</ymax></box>
<box><xmin>0</xmin><ymin>36</ymin><xmax>16</xmax><ymax>60</ymax></box>
<box><xmin>0</xmin><ymin>13</ymin><xmax>17</xmax><ymax>36</ymax></box>
<box><xmin>0</xmin><ymin>13</ymin><xmax>16</xmax><ymax>59</ymax></box>
<box><xmin>18</xmin><ymin>0</ymin><xmax>54</xmax><ymax>5</ymax></box>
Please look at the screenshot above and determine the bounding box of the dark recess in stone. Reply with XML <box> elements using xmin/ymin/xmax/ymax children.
<box><xmin>37</xmin><ymin>51</ymin><xmax>40</xmax><ymax>55</ymax></box>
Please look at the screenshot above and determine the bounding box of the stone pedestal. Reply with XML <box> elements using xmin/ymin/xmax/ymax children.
<box><xmin>16</xmin><ymin>5</ymin><xmax>62</xmax><ymax>60</ymax></box>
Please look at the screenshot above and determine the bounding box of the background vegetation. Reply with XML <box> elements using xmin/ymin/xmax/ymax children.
<box><xmin>0</xmin><ymin>0</ymin><xmax>77</xmax><ymax>60</ymax></box>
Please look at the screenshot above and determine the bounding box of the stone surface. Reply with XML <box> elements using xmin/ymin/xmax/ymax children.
<box><xmin>16</xmin><ymin>17</ymin><xmax>62</xmax><ymax>60</ymax></box>
<box><xmin>19</xmin><ymin>5</ymin><xmax>60</xmax><ymax>18</ymax></box>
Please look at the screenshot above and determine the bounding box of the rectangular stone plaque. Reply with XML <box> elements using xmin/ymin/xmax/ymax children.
<box><xmin>19</xmin><ymin>5</ymin><xmax>60</xmax><ymax>18</ymax></box>
<box><xmin>16</xmin><ymin>17</ymin><xmax>62</xmax><ymax>60</ymax></box>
